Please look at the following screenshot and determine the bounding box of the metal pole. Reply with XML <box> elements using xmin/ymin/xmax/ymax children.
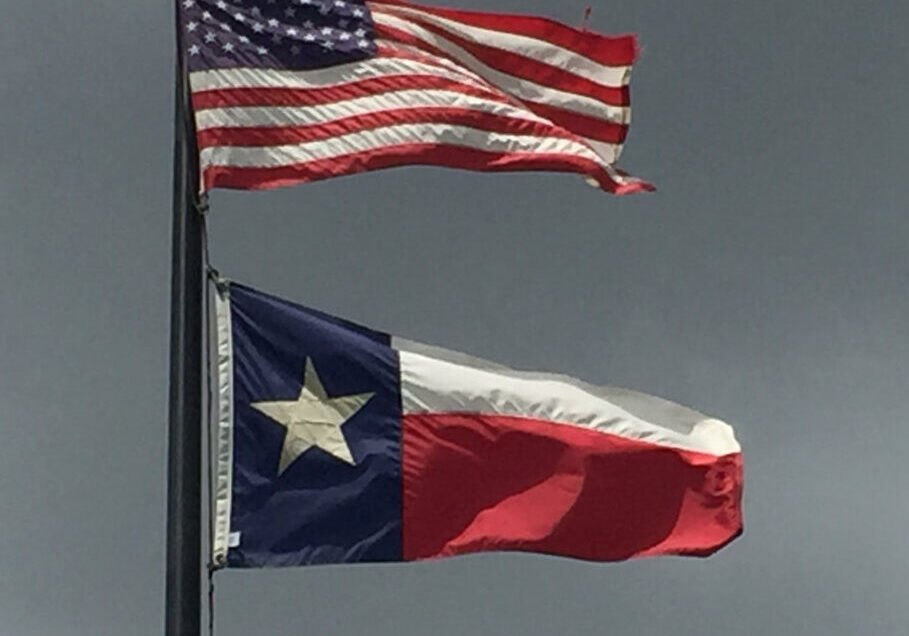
<box><xmin>166</xmin><ymin>4</ymin><xmax>204</xmax><ymax>633</ymax></box>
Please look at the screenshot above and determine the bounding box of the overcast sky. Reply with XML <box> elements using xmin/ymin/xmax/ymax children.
<box><xmin>2</xmin><ymin>1</ymin><xmax>908</xmax><ymax>634</ymax></box>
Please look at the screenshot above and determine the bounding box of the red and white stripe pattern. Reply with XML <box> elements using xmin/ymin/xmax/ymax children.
<box><xmin>395</xmin><ymin>339</ymin><xmax>743</xmax><ymax>561</ymax></box>
<box><xmin>189</xmin><ymin>0</ymin><xmax>654</xmax><ymax>194</ymax></box>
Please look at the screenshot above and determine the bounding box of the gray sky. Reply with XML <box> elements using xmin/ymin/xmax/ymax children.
<box><xmin>2</xmin><ymin>0</ymin><xmax>908</xmax><ymax>634</ymax></box>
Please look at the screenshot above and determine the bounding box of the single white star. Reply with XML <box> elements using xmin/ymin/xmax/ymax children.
<box><xmin>220</xmin><ymin>22</ymin><xmax>232</xmax><ymax>31</ymax></box>
<box><xmin>252</xmin><ymin>358</ymin><xmax>374</xmax><ymax>474</ymax></box>
<box><xmin>257</xmin><ymin>45</ymin><xmax>268</xmax><ymax>54</ymax></box>
<box><xmin>322</xmin><ymin>40</ymin><xmax>334</xmax><ymax>49</ymax></box>
<box><xmin>338</xmin><ymin>18</ymin><xmax>349</xmax><ymax>27</ymax></box>
<box><xmin>251</xmin><ymin>6</ymin><xmax>261</xmax><ymax>16</ymax></box>
<box><xmin>358</xmin><ymin>38</ymin><xmax>369</xmax><ymax>47</ymax></box>
<box><xmin>338</xmin><ymin>32</ymin><xmax>350</xmax><ymax>40</ymax></box>
<box><xmin>354</xmin><ymin>28</ymin><xmax>365</xmax><ymax>36</ymax></box>
<box><xmin>267</xmin><ymin>17</ymin><xmax>279</xmax><ymax>27</ymax></box>
<box><xmin>186</xmin><ymin>21</ymin><xmax>198</xmax><ymax>32</ymax></box>
<box><xmin>204</xmin><ymin>31</ymin><xmax>217</xmax><ymax>42</ymax></box>
<box><xmin>287</xmin><ymin>26</ymin><xmax>298</xmax><ymax>36</ymax></box>
<box><xmin>202</xmin><ymin>10</ymin><xmax>213</xmax><ymax>20</ymax></box>
<box><xmin>303</xmin><ymin>19</ymin><xmax>314</xmax><ymax>28</ymax></box>
<box><xmin>188</xmin><ymin>44</ymin><xmax>201</xmax><ymax>55</ymax></box>
<box><xmin>238</xmin><ymin>34</ymin><xmax>250</xmax><ymax>43</ymax></box>
<box><xmin>284</xmin><ymin>7</ymin><xmax>295</xmax><ymax>17</ymax></box>
<box><xmin>334</xmin><ymin>0</ymin><xmax>346</xmax><ymax>6</ymax></box>
<box><xmin>352</xmin><ymin>8</ymin><xmax>364</xmax><ymax>17</ymax></box>
<box><xmin>222</xmin><ymin>41</ymin><xmax>234</xmax><ymax>51</ymax></box>
<box><xmin>216</xmin><ymin>0</ymin><xmax>227</xmax><ymax>9</ymax></box>
<box><xmin>252</xmin><ymin>21</ymin><xmax>264</xmax><ymax>32</ymax></box>
<box><xmin>304</xmin><ymin>32</ymin><xmax>316</xmax><ymax>41</ymax></box>
<box><xmin>321</xmin><ymin>26</ymin><xmax>332</xmax><ymax>35</ymax></box>
<box><xmin>182</xmin><ymin>0</ymin><xmax>195</xmax><ymax>8</ymax></box>
<box><xmin>234</xmin><ymin>12</ymin><xmax>245</xmax><ymax>21</ymax></box>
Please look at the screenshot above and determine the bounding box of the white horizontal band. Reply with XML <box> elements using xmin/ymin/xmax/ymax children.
<box><xmin>190</xmin><ymin>56</ymin><xmax>484</xmax><ymax>92</ymax></box>
<box><xmin>194</xmin><ymin>89</ymin><xmax>552</xmax><ymax>131</ymax></box>
<box><xmin>396</xmin><ymin>346</ymin><xmax>740</xmax><ymax>457</ymax></box>
<box><xmin>200</xmin><ymin>121</ymin><xmax>611</xmax><ymax>170</ymax></box>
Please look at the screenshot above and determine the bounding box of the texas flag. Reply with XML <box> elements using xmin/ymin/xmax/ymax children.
<box><xmin>212</xmin><ymin>282</ymin><xmax>743</xmax><ymax>568</ymax></box>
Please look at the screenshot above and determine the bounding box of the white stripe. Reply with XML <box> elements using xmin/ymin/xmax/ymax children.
<box><xmin>584</xmin><ymin>138</ymin><xmax>621</xmax><ymax>164</ymax></box>
<box><xmin>189</xmin><ymin>56</ymin><xmax>485</xmax><ymax>93</ymax></box>
<box><xmin>397</xmin><ymin>349</ymin><xmax>740</xmax><ymax>457</ymax></box>
<box><xmin>394</xmin><ymin>337</ymin><xmax>709</xmax><ymax>423</ymax></box>
<box><xmin>376</xmin><ymin>39</ymin><xmax>492</xmax><ymax>87</ymax></box>
<box><xmin>199</xmin><ymin>121</ymin><xmax>612</xmax><ymax>170</ymax></box>
<box><xmin>370</xmin><ymin>2</ymin><xmax>632</xmax><ymax>88</ymax></box>
<box><xmin>373</xmin><ymin>11</ymin><xmax>630</xmax><ymax>125</ymax></box>
<box><xmin>194</xmin><ymin>89</ymin><xmax>553</xmax><ymax>132</ymax></box>
<box><xmin>212</xmin><ymin>282</ymin><xmax>235</xmax><ymax>567</ymax></box>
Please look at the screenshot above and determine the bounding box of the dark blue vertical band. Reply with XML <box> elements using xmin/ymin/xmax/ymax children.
<box><xmin>227</xmin><ymin>283</ymin><xmax>402</xmax><ymax>566</ymax></box>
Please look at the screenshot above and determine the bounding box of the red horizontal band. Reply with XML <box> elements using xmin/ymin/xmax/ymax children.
<box><xmin>202</xmin><ymin>142</ymin><xmax>652</xmax><ymax>193</ymax></box>
<box><xmin>192</xmin><ymin>74</ymin><xmax>513</xmax><ymax>111</ymax></box>
<box><xmin>402</xmin><ymin>413</ymin><xmax>742</xmax><ymax>561</ymax></box>
<box><xmin>524</xmin><ymin>100</ymin><xmax>629</xmax><ymax>144</ymax></box>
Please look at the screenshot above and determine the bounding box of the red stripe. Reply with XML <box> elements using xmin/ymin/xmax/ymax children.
<box><xmin>374</xmin><ymin>8</ymin><xmax>631</xmax><ymax>106</ymax></box>
<box><xmin>402</xmin><ymin>413</ymin><xmax>742</xmax><ymax>561</ymax></box>
<box><xmin>192</xmin><ymin>75</ymin><xmax>513</xmax><ymax>111</ymax></box>
<box><xmin>197</xmin><ymin>107</ymin><xmax>578</xmax><ymax>148</ymax></box>
<box><xmin>369</xmin><ymin>0</ymin><xmax>639</xmax><ymax>67</ymax></box>
<box><xmin>522</xmin><ymin>100</ymin><xmax>628</xmax><ymax>144</ymax></box>
<box><xmin>202</xmin><ymin>143</ymin><xmax>652</xmax><ymax>194</ymax></box>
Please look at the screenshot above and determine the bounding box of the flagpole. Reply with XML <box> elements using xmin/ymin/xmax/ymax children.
<box><xmin>166</xmin><ymin>5</ymin><xmax>204</xmax><ymax>634</ymax></box>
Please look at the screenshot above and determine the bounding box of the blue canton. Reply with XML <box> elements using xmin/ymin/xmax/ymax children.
<box><xmin>179</xmin><ymin>0</ymin><xmax>377</xmax><ymax>71</ymax></box>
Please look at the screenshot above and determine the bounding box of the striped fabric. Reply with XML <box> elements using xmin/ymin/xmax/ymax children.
<box><xmin>184</xmin><ymin>0</ymin><xmax>653</xmax><ymax>194</ymax></box>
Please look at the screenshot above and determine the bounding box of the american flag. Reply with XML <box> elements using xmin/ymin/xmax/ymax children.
<box><xmin>179</xmin><ymin>0</ymin><xmax>653</xmax><ymax>194</ymax></box>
